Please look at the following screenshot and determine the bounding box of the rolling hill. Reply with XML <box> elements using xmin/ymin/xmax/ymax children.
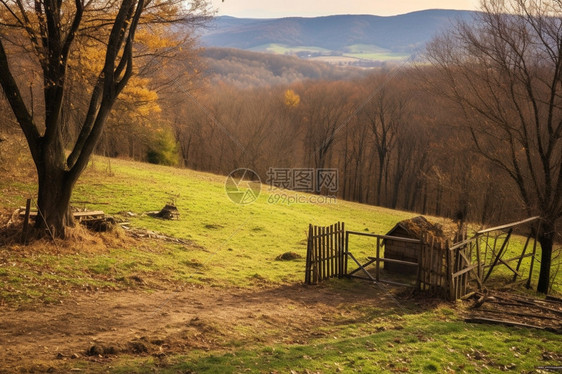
<box><xmin>198</xmin><ymin>9</ymin><xmax>476</xmax><ymax>62</ymax></box>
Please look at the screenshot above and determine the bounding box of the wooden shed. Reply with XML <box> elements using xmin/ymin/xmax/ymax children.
<box><xmin>384</xmin><ymin>216</ymin><xmax>447</xmax><ymax>274</ymax></box>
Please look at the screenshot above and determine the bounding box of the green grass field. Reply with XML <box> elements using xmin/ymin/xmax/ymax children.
<box><xmin>1</xmin><ymin>157</ymin><xmax>420</xmax><ymax>298</ymax></box>
<box><xmin>248</xmin><ymin>43</ymin><xmax>409</xmax><ymax>62</ymax></box>
<box><xmin>341</xmin><ymin>44</ymin><xmax>411</xmax><ymax>61</ymax></box>
<box><xmin>250</xmin><ymin>43</ymin><xmax>332</xmax><ymax>55</ymax></box>
<box><xmin>0</xmin><ymin>156</ymin><xmax>560</xmax><ymax>373</ymax></box>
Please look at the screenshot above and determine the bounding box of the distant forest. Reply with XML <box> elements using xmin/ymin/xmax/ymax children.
<box><xmin>165</xmin><ymin>71</ymin><xmax>517</xmax><ymax>225</ymax></box>
<box><xmin>201</xmin><ymin>48</ymin><xmax>369</xmax><ymax>88</ymax></box>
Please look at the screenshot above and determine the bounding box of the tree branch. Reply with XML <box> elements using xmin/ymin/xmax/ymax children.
<box><xmin>0</xmin><ymin>39</ymin><xmax>41</xmax><ymax>163</ymax></box>
<box><xmin>61</xmin><ymin>0</ymin><xmax>84</xmax><ymax>63</ymax></box>
<box><xmin>68</xmin><ymin>0</ymin><xmax>145</xmax><ymax>180</ymax></box>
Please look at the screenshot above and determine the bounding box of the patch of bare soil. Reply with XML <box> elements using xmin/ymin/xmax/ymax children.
<box><xmin>0</xmin><ymin>282</ymin><xmax>401</xmax><ymax>373</ymax></box>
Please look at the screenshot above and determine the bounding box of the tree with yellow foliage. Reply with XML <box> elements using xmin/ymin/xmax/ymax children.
<box><xmin>283</xmin><ymin>89</ymin><xmax>300</xmax><ymax>108</ymax></box>
<box><xmin>0</xmin><ymin>0</ymin><xmax>210</xmax><ymax>238</ymax></box>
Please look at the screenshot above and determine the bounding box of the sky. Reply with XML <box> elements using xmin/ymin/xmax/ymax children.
<box><xmin>210</xmin><ymin>0</ymin><xmax>481</xmax><ymax>18</ymax></box>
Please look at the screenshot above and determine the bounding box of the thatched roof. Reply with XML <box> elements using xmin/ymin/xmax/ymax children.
<box><xmin>387</xmin><ymin>216</ymin><xmax>451</xmax><ymax>244</ymax></box>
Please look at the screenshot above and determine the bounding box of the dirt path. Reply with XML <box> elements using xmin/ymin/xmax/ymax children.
<box><xmin>0</xmin><ymin>282</ymin><xmax>400</xmax><ymax>372</ymax></box>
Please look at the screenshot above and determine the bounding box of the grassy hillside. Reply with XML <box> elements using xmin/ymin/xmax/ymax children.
<box><xmin>1</xmin><ymin>156</ymin><xmax>560</xmax><ymax>373</ymax></box>
<box><xmin>0</xmin><ymin>156</ymin><xmax>559</xmax><ymax>299</ymax></box>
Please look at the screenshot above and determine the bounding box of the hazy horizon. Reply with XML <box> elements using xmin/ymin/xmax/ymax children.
<box><xmin>210</xmin><ymin>0</ymin><xmax>480</xmax><ymax>18</ymax></box>
<box><xmin>213</xmin><ymin>8</ymin><xmax>476</xmax><ymax>19</ymax></box>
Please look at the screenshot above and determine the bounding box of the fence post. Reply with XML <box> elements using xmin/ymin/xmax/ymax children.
<box><xmin>320</xmin><ymin>225</ymin><xmax>325</xmax><ymax>281</ymax></box>
<box><xmin>344</xmin><ymin>229</ymin><xmax>349</xmax><ymax>277</ymax></box>
<box><xmin>337</xmin><ymin>222</ymin><xmax>343</xmax><ymax>278</ymax></box>
<box><xmin>328</xmin><ymin>224</ymin><xmax>336</xmax><ymax>278</ymax></box>
<box><xmin>447</xmin><ymin>242</ymin><xmax>454</xmax><ymax>300</ymax></box>
<box><xmin>312</xmin><ymin>225</ymin><xmax>318</xmax><ymax>284</ymax></box>
<box><xmin>475</xmin><ymin>238</ymin><xmax>481</xmax><ymax>286</ymax></box>
<box><xmin>375</xmin><ymin>237</ymin><xmax>380</xmax><ymax>282</ymax></box>
<box><xmin>416</xmin><ymin>235</ymin><xmax>423</xmax><ymax>291</ymax></box>
<box><xmin>305</xmin><ymin>224</ymin><xmax>312</xmax><ymax>284</ymax></box>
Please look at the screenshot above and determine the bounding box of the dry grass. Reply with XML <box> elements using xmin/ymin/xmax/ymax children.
<box><xmin>0</xmin><ymin>210</ymin><xmax>136</xmax><ymax>255</ymax></box>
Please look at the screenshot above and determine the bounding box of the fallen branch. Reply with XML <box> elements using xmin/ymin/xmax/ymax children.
<box><xmin>464</xmin><ymin>317</ymin><xmax>557</xmax><ymax>332</ymax></box>
<box><xmin>546</xmin><ymin>295</ymin><xmax>562</xmax><ymax>303</ymax></box>
<box><xmin>476</xmin><ymin>307</ymin><xmax>560</xmax><ymax>321</ymax></box>
<box><xmin>460</xmin><ymin>291</ymin><xmax>477</xmax><ymax>300</ymax></box>
<box><xmin>489</xmin><ymin>294</ymin><xmax>562</xmax><ymax>316</ymax></box>
<box><xmin>120</xmin><ymin>225</ymin><xmax>208</xmax><ymax>251</ymax></box>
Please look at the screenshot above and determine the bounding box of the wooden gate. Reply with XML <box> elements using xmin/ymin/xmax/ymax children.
<box><xmin>447</xmin><ymin>238</ymin><xmax>480</xmax><ymax>300</ymax></box>
<box><xmin>305</xmin><ymin>222</ymin><xmax>346</xmax><ymax>284</ymax></box>
<box><xmin>304</xmin><ymin>217</ymin><xmax>542</xmax><ymax>300</ymax></box>
<box><xmin>344</xmin><ymin>231</ymin><xmax>462</xmax><ymax>299</ymax></box>
<box><xmin>444</xmin><ymin>216</ymin><xmax>541</xmax><ymax>299</ymax></box>
<box><xmin>417</xmin><ymin>236</ymin><xmax>449</xmax><ymax>296</ymax></box>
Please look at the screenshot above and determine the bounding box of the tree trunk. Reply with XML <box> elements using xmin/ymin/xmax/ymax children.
<box><xmin>376</xmin><ymin>159</ymin><xmax>384</xmax><ymax>206</ymax></box>
<box><xmin>35</xmin><ymin>162</ymin><xmax>75</xmax><ymax>238</ymax></box>
<box><xmin>537</xmin><ymin>220</ymin><xmax>554</xmax><ymax>294</ymax></box>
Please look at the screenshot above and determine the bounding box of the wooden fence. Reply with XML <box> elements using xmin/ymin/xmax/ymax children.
<box><xmin>345</xmin><ymin>231</ymin><xmax>421</xmax><ymax>287</ymax></box>
<box><xmin>305</xmin><ymin>222</ymin><xmax>346</xmax><ymax>284</ymax></box>
<box><xmin>417</xmin><ymin>236</ymin><xmax>449</xmax><ymax>296</ymax></box>
<box><xmin>344</xmin><ymin>231</ymin><xmax>459</xmax><ymax>298</ymax></box>
<box><xmin>447</xmin><ymin>238</ymin><xmax>478</xmax><ymax>300</ymax></box>
<box><xmin>477</xmin><ymin>217</ymin><xmax>541</xmax><ymax>288</ymax></box>
<box><xmin>305</xmin><ymin>217</ymin><xmax>542</xmax><ymax>300</ymax></box>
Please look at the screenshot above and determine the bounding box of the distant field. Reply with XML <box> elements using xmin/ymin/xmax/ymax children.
<box><xmin>344</xmin><ymin>44</ymin><xmax>390</xmax><ymax>54</ymax></box>
<box><xmin>308</xmin><ymin>56</ymin><xmax>362</xmax><ymax>64</ymax></box>
<box><xmin>342</xmin><ymin>52</ymin><xmax>410</xmax><ymax>61</ymax></box>
<box><xmin>249</xmin><ymin>42</ymin><xmax>411</xmax><ymax>62</ymax></box>
<box><xmin>249</xmin><ymin>43</ymin><xmax>332</xmax><ymax>55</ymax></box>
<box><xmin>342</xmin><ymin>44</ymin><xmax>410</xmax><ymax>60</ymax></box>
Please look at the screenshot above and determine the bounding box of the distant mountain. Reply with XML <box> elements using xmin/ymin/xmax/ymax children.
<box><xmin>198</xmin><ymin>10</ymin><xmax>476</xmax><ymax>63</ymax></box>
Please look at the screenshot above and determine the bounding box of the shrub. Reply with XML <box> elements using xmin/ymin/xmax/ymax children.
<box><xmin>146</xmin><ymin>129</ymin><xmax>179</xmax><ymax>166</ymax></box>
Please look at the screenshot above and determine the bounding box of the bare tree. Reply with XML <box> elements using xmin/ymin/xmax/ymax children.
<box><xmin>361</xmin><ymin>80</ymin><xmax>409</xmax><ymax>206</ymax></box>
<box><xmin>425</xmin><ymin>0</ymin><xmax>562</xmax><ymax>293</ymax></box>
<box><xmin>300</xmin><ymin>81</ymin><xmax>352</xmax><ymax>172</ymax></box>
<box><xmin>0</xmin><ymin>0</ymin><xmax>209</xmax><ymax>237</ymax></box>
